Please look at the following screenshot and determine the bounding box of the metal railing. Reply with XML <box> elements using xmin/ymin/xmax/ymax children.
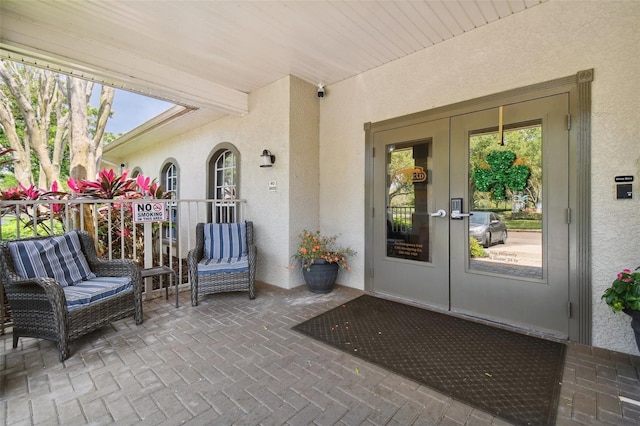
<box><xmin>0</xmin><ymin>198</ymin><xmax>246</xmax><ymax>299</ymax></box>
<box><xmin>388</xmin><ymin>206</ymin><xmax>415</xmax><ymax>233</ymax></box>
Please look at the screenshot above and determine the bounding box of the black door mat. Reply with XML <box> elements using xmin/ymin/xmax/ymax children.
<box><xmin>292</xmin><ymin>294</ymin><xmax>566</xmax><ymax>425</ymax></box>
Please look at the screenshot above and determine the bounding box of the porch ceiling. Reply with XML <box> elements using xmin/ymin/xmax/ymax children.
<box><xmin>0</xmin><ymin>0</ymin><xmax>546</xmax><ymax>117</ymax></box>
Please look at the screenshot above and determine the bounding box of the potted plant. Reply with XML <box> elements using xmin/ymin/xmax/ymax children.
<box><xmin>602</xmin><ymin>266</ymin><xmax>640</xmax><ymax>351</ymax></box>
<box><xmin>292</xmin><ymin>229</ymin><xmax>356</xmax><ymax>293</ymax></box>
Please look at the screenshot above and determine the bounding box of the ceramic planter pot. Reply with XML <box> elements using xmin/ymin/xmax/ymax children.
<box><xmin>623</xmin><ymin>309</ymin><xmax>640</xmax><ymax>352</ymax></box>
<box><xmin>302</xmin><ymin>260</ymin><xmax>339</xmax><ymax>294</ymax></box>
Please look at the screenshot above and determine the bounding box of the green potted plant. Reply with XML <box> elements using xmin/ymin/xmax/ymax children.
<box><xmin>602</xmin><ymin>266</ymin><xmax>640</xmax><ymax>351</ymax></box>
<box><xmin>292</xmin><ymin>229</ymin><xmax>356</xmax><ymax>293</ymax></box>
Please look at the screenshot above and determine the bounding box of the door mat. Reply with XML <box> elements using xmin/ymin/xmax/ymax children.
<box><xmin>292</xmin><ymin>294</ymin><xmax>566</xmax><ymax>425</ymax></box>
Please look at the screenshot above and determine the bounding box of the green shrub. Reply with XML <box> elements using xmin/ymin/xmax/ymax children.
<box><xmin>469</xmin><ymin>237</ymin><xmax>488</xmax><ymax>258</ymax></box>
<box><xmin>502</xmin><ymin>211</ymin><xmax>542</xmax><ymax>221</ymax></box>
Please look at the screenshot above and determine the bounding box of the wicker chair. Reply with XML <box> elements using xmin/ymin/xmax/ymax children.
<box><xmin>0</xmin><ymin>230</ymin><xmax>143</xmax><ymax>361</ymax></box>
<box><xmin>188</xmin><ymin>222</ymin><xmax>256</xmax><ymax>306</ymax></box>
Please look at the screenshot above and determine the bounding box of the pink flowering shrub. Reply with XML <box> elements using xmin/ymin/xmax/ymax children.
<box><xmin>2</xmin><ymin>169</ymin><xmax>171</xmax><ymax>262</ymax></box>
<box><xmin>602</xmin><ymin>267</ymin><xmax>640</xmax><ymax>312</ymax></box>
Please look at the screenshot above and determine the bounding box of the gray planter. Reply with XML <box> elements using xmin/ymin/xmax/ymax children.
<box><xmin>623</xmin><ymin>309</ymin><xmax>640</xmax><ymax>352</ymax></box>
<box><xmin>302</xmin><ymin>260</ymin><xmax>339</xmax><ymax>294</ymax></box>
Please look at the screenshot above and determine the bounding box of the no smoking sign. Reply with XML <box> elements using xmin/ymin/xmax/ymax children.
<box><xmin>133</xmin><ymin>202</ymin><xmax>169</xmax><ymax>223</ymax></box>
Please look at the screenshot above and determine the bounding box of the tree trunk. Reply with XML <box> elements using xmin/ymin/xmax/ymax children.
<box><xmin>0</xmin><ymin>60</ymin><xmax>64</xmax><ymax>188</ymax></box>
<box><xmin>67</xmin><ymin>77</ymin><xmax>92</xmax><ymax>181</ymax></box>
<box><xmin>67</xmin><ymin>78</ymin><xmax>94</xmax><ymax>234</ymax></box>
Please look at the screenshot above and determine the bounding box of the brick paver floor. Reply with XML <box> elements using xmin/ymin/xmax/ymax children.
<box><xmin>1</xmin><ymin>283</ymin><xmax>639</xmax><ymax>425</ymax></box>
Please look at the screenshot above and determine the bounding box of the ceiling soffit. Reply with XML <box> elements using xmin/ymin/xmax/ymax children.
<box><xmin>0</xmin><ymin>1</ymin><xmax>546</xmax><ymax>117</ymax></box>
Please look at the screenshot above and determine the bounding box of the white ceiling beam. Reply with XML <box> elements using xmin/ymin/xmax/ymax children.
<box><xmin>0</xmin><ymin>25</ymin><xmax>248</xmax><ymax>115</ymax></box>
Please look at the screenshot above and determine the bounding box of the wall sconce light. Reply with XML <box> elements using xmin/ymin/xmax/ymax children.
<box><xmin>260</xmin><ymin>149</ymin><xmax>276</xmax><ymax>167</ymax></box>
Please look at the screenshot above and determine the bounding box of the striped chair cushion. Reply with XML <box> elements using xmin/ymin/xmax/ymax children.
<box><xmin>198</xmin><ymin>256</ymin><xmax>249</xmax><ymax>275</ymax></box>
<box><xmin>204</xmin><ymin>222</ymin><xmax>247</xmax><ymax>260</ymax></box>
<box><xmin>8</xmin><ymin>231</ymin><xmax>96</xmax><ymax>287</ymax></box>
<box><xmin>63</xmin><ymin>276</ymin><xmax>132</xmax><ymax>311</ymax></box>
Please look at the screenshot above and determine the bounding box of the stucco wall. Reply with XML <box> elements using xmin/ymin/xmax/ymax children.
<box><xmin>122</xmin><ymin>76</ymin><xmax>301</xmax><ymax>289</ymax></box>
<box><xmin>288</xmin><ymin>76</ymin><xmax>321</xmax><ymax>288</ymax></box>
<box><xmin>319</xmin><ymin>0</ymin><xmax>640</xmax><ymax>354</ymax></box>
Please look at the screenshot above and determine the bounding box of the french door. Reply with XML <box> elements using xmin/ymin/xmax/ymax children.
<box><xmin>372</xmin><ymin>94</ymin><xmax>570</xmax><ymax>337</ymax></box>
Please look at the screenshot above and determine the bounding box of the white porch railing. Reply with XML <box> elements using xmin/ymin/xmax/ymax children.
<box><xmin>0</xmin><ymin>198</ymin><xmax>246</xmax><ymax>300</ymax></box>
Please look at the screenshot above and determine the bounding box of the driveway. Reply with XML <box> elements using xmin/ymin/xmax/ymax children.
<box><xmin>482</xmin><ymin>230</ymin><xmax>542</xmax><ymax>268</ymax></box>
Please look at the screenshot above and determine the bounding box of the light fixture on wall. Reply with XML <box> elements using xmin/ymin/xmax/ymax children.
<box><xmin>260</xmin><ymin>149</ymin><xmax>276</xmax><ymax>167</ymax></box>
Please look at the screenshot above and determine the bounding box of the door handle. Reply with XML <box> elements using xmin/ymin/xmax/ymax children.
<box><xmin>450</xmin><ymin>210</ymin><xmax>472</xmax><ymax>219</ymax></box>
<box><xmin>429</xmin><ymin>209</ymin><xmax>447</xmax><ymax>218</ymax></box>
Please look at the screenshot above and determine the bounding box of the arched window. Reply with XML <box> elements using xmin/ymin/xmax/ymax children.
<box><xmin>163</xmin><ymin>162</ymin><xmax>178</xmax><ymax>196</ymax></box>
<box><xmin>208</xmin><ymin>146</ymin><xmax>239</xmax><ymax>223</ymax></box>
<box><xmin>161</xmin><ymin>161</ymin><xmax>179</xmax><ymax>239</ymax></box>
<box><xmin>215</xmin><ymin>150</ymin><xmax>237</xmax><ymax>200</ymax></box>
<box><xmin>130</xmin><ymin>167</ymin><xmax>142</xmax><ymax>179</ymax></box>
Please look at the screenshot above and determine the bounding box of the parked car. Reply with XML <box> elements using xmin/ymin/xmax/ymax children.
<box><xmin>469</xmin><ymin>211</ymin><xmax>507</xmax><ymax>248</ymax></box>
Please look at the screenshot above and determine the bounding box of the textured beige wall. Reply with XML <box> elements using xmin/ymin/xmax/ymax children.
<box><xmin>123</xmin><ymin>76</ymin><xmax>302</xmax><ymax>289</ymax></box>
<box><xmin>121</xmin><ymin>0</ymin><xmax>639</xmax><ymax>354</ymax></box>
<box><xmin>288</xmin><ymin>76</ymin><xmax>321</xmax><ymax>288</ymax></box>
<box><xmin>319</xmin><ymin>0</ymin><xmax>640</xmax><ymax>353</ymax></box>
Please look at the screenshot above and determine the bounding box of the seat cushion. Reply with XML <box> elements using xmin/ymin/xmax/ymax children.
<box><xmin>198</xmin><ymin>255</ymin><xmax>249</xmax><ymax>275</ymax></box>
<box><xmin>204</xmin><ymin>222</ymin><xmax>247</xmax><ymax>260</ymax></box>
<box><xmin>63</xmin><ymin>276</ymin><xmax>132</xmax><ymax>311</ymax></box>
<box><xmin>8</xmin><ymin>231</ymin><xmax>96</xmax><ymax>287</ymax></box>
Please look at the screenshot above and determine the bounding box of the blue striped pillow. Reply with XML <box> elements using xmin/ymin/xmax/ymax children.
<box><xmin>203</xmin><ymin>222</ymin><xmax>247</xmax><ymax>260</ymax></box>
<box><xmin>8</xmin><ymin>231</ymin><xmax>97</xmax><ymax>287</ymax></box>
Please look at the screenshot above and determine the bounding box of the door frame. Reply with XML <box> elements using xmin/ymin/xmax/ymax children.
<box><xmin>364</xmin><ymin>69</ymin><xmax>593</xmax><ymax>344</ymax></box>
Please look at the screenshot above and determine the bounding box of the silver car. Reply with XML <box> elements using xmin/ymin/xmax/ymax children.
<box><xmin>469</xmin><ymin>211</ymin><xmax>507</xmax><ymax>248</ymax></box>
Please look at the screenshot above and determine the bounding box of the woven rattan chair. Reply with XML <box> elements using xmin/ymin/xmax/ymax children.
<box><xmin>0</xmin><ymin>230</ymin><xmax>143</xmax><ymax>361</ymax></box>
<box><xmin>187</xmin><ymin>222</ymin><xmax>256</xmax><ymax>306</ymax></box>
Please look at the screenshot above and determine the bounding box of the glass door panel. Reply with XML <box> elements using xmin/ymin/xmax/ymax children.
<box><xmin>468</xmin><ymin>124</ymin><xmax>543</xmax><ymax>279</ymax></box>
<box><xmin>386</xmin><ymin>140</ymin><xmax>432</xmax><ymax>263</ymax></box>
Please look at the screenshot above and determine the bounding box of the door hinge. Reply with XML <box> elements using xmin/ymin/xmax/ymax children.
<box><xmin>567</xmin><ymin>114</ymin><xmax>571</xmax><ymax>130</ymax></box>
<box><xmin>567</xmin><ymin>302</ymin><xmax>572</xmax><ymax>318</ymax></box>
<box><xmin>566</xmin><ymin>207</ymin><xmax>571</xmax><ymax>224</ymax></box>
<box><xmin>372</xmin><ymin>207</ymin><xmax>375</xmax><ymax>217</ymax></box>
<box><xmin>372</xmin><ymin>147</ymin><xmax>375</xmax><ymax>157</ymax></box>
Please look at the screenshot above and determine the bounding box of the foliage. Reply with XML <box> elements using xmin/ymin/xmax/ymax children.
<box><xmin>388</xmin><ymin>147</ymin><xmax>416</xmax><ymax>207</ymax></box>
<box><xmin>1</xmin><ymin>169</ymin><xmax>171</xmax><ymax>262</ymax></box>
<box><xmin>0</xmin><ymin>181</ymin><xmax>68</xmax><ymax>235</ymax></box>
<box><xmin>0</xmin><ymin>173</ymin><xmax>17</xmax><ymax>191</ymax></box>
<box><xmin>0</xmin><ymin>215</ymin><xmax>64</xmax><ymax>240</ymax></box>
<box><xmin>502</xmin><ymin>219</ymin><xmax>541</xmax><ymax>230</ymax></box>
<box><xmin>68</xmin><ymin>169</ymin><xmax>135</xmax><ymax>199</ymax></box>
<box><xmin>502</xmin><ymin>211</ymin><xmax>542</xmax><ymax>221</ymax></box>
<box><xmin>0</xmin><ymin>60</ymin><xmax>117</xmax><ymax>189</ymax></box>
<box><xmin>292</xmin><ymin>229</ymin><xmax>356</xmax><ymax>271</ymax></box>
<box><xmin>0</xmin><ymin>147</ymin><xmax>13</xmax><ymax>166</ymax></box>
<box><xmin>469</xmin><ymin>237</ymin><xmax>488</xmax><ymax>258</ymax></box>
<box><xmin>472</xmin><ymin>151</ymin><xmax>531</xmax><ymax>201</ymax></box>
<box><xmin>602</xmin><ymin>267</ymin><xmax>640</xmax><ymax>312</ymax></box>
<box><xmin>469</xmin><ymin>127</ymin><xmax>541</xmax><ymax>210</ymax></box>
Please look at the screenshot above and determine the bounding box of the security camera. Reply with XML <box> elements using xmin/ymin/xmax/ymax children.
<box><xmin>317</xmin><ymin>83</ymin><xmax>325</xmax><ymax>98</ymax></box>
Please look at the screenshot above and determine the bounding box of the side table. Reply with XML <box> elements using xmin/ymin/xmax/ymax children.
<box><xmin>141</xmin><ymin>266</ymin><xmax>179</xmax><ymax>307</ymax></box>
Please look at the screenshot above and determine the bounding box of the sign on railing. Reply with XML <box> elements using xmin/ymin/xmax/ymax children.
<box><xmin>133</xmin><ymin>201</ymin><xmax>169</xmax><ymax>223</ymax></box>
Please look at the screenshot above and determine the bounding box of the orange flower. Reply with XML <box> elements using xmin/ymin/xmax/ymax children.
<box><xmin>292</xmin><ymin>229</ymin><xmax>356</xmax><ymax>271</ymax></box>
